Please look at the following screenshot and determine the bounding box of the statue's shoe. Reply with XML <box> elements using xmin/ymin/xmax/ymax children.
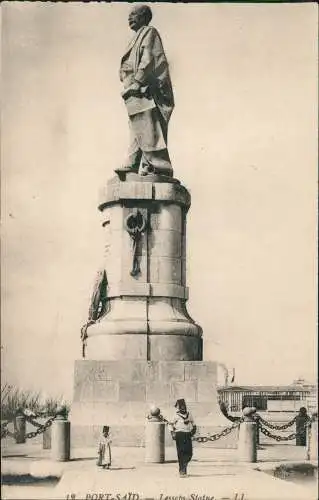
<box><xmin>114</xmin><ymin>165</ymin><xmax>139</xmax><ymax>180</ymax></box>
<box><xmin>115</xmin><ymin>164</ymin><xmax>139</xmax><ymax>173</ymax></box>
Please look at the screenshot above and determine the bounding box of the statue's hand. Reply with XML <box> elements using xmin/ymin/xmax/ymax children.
<box><xmin>121</xmin><ymin>82</ymin><xmax>143</xmax><ymax>100</ymax></box>
<box><xmin>130</xmin><ymin>81</ymin><xmax>142</xmax><ymax>92</ymax></box>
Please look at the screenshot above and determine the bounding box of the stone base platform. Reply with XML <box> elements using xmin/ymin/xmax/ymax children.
<box><xmin>70</xmin><ymin>359</ymin><xmax>232</xmax><ymax>447</ymax></box>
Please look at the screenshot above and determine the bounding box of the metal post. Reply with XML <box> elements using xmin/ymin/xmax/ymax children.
<box><xmin>237</xmin><ymin>407</ymin><xmax>257</xmax><ymax>463</ymax></box>
<box><xmin>14</xmin><ymin>414</ymin><xmax>26</xmax><ymax>444</ymax></box>
<box><xmin>51</xmin><ymin>414</ymin><xmax>70</xmax><ymax>461</ymax></box>
<box><xmin>145</xmin><ymin>406</ymin><xmax>165</xmax><ymax>463</ymax></box>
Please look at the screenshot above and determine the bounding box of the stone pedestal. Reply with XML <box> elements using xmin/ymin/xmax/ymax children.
<box><xmin>70</xmin><ymin>360</ymin><xmax>232</xmax><ymax>447</ymax></box>
<box><xmin>71</xmin><ymin>172</ymin><xmax>230</xmax><ymax>447</ymax></box>
<box><xmin>85</xmin><ymin>173</ymin><xmax>202</xmax><ymax>361</ymax></box>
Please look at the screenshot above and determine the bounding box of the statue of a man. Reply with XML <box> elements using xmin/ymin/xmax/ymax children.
<box><xmin>118</xmin><ymin>5</ymin><xmax>174</xmax><ymax>177</ymax></box>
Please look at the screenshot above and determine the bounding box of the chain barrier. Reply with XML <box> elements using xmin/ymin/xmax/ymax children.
<box><xmin>25</xmin><ymin>414</ymin><xmax>58</xmax><ymax>439</ymax></box>
<box><xmin>1</xmin><ymin>413</ymin><xmax>59</xmax><ymax>440</ymax></box>
<box><xmin>148</xmin><ymin>411</ymin><xmax>244</xmax><ymax>444</ymax></box>
<box><xmin>1</xmin><ymin>420</ymin><xmax>16</xmax><ymax>439</ymax></box>
<box><xmin>259</xmin><ymin>417</ymin><xmax>313</xmax><ymax>442</ymax></box>
<box><xmin>24</xmin><ymin>415</ymin><xmax>44</xmax><ymax>428</ymax></box>
<box><xmin>193</xmin><ymin>419</ymin><xmax>244</xmax><ymax>443</ymax></box>
<box><xmin>259</xmin><ymin>425</ymin><xmax>298</xmax><ymax>442</ymax></box>
<box><xmin>149</xmin><ymin>409</ymin><xmax>318</xmax><ymax>445</ymax></box>
<box><xmin>256</xmin><ymin>414</ymin><xmax>297</xmax><ymax>430</ymax></box>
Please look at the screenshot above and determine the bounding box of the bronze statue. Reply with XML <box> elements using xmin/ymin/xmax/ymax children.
<box><xmin>118</xmin><ymin>5</ymin><xmax>174</xmax><ymax>177</ymax></box>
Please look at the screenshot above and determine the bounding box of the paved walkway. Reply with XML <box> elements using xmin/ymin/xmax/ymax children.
<box><xmin>1</xmin><ymin>442</ymin><xmax>318</xmax><ymax>500</ymax></box>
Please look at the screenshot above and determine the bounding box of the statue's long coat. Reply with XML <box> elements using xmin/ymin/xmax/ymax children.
<box><xmin>119</xmin><ymin>26</ymin><xmax>174</xmax><ymax>156</ymax></box>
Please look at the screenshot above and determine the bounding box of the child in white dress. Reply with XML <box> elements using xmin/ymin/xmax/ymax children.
<box><xmin>97</xmin><ymin>426</ymin><xmax>112</xmax><ymax>469</ymax></box>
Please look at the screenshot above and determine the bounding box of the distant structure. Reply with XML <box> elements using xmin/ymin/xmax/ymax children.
<box><xmin>218</xmin><ymin>381</ymin><xmax>317</xmax><ymax>413</ymax></box>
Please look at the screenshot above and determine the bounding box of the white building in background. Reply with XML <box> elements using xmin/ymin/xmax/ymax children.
<box><xmin>218</xmin><ymin>379</ymin><xmax>317</xmax><ymax>414</ymax></box>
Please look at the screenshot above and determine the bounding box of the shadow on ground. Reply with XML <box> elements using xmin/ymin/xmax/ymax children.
<box><xmin>2</xmin><ymin>474</ymin><xmax>60</xmax><ymax>486</ymax></box>
<box><xmin>69</xmin><ymin>457</ymin><xmax>95</xmax><ymax>462</ymax></box>
<box><xmin>189</xmin><ymin>472</ymin><xmax>237</xmax><ymax>477</ymax></box>
<box><xmin>108</xmin><ymin>467</ymin><xmax>136</xmax><ymax>470</ymax></box>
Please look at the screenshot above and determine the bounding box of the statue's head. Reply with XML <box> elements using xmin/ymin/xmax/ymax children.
<box><xmin>175</xmin><ymin>398</ymin><xmax>187</xmax><ymax>413</ymax></box>
<box><xmin>299</xmin><ymin>406</ymin><xmax>307</xmax><ymax>416</ymax></box>
<box><xmin>128</xmin><ymin>5</ymin><xmax>152</xmax><ymax>32</ymax></box>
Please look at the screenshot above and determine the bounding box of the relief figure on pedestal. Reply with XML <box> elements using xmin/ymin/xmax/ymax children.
<box><xmin>80</xmin><ymin>269</ymin><xmax>108</xmax><ymax>357</ymax></box>
<box><xmin>125</xmin><ymin>209</ymin><xmax>146</xmax><ymax>277</ymax></box>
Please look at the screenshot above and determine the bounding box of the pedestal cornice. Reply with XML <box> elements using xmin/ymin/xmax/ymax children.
<box><xmin>98</xmin><ymin>175</ymin><xmax>191</xmax><ymax>212</ymax></box>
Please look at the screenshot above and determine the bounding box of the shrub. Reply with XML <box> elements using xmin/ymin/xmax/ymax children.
<box><xmin>1</xmin><ymin>384</ymin><xmax>70</xmax><ymax>421</ymax></box>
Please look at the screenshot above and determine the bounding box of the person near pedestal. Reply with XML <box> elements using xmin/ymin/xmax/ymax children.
<box><xmin>295</xmin><ymin>407</ymin><xmax>309</xmax><ymax>446</ymax></box>
<box><xmin>169</xmin><ymin>399</ymin><xmax>197</xmax><ymax>477</ymax></box>
<box><xmin>119</xmin><ymin>5</ymin><xmax>174</xmax><ymax>177</ymax></box>
<box><xmin>97</xmin><ymin>426</ymin><xmax>112</xmax><ymax>469</ymax></box>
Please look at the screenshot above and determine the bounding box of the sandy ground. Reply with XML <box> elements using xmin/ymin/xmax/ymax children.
<box><xmin>1</xmin><ymin>441</ymin><xmax>317</xmax><ymax>500</ymax></box>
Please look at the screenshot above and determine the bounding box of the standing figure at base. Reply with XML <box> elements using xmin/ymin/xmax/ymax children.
<box><xmin>295</xmin><ymin>407</ymin><xmax>309</xmax><ymax>446</ymax></box>
<box><xmin>97</xmin><ymin>426</ymin><xmax>112</xmax><ymax>469</ymax></box>
<box><xmin>119</xmin><ymin>4</ymin><xmax>174</xmax><ymax>177</ymax></box>
<box><xmin>170</xmin><ymin>399</ymin><xmax>197</xmax><ymax>477</ymax></box>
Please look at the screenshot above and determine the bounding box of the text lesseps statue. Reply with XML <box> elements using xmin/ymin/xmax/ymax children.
<box><xmin>118</xmin><ymin>5</ymin><xmax>174</xmax><ymax>178</ymax></box>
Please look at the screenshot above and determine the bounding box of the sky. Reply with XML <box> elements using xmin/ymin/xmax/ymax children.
<box><xmin>1</xmin><ymin>2</ymin><xmax>318</xmax><ymax>400</ymax></box>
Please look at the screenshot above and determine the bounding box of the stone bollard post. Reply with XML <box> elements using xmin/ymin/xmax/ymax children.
<box><xmin>51</xmin><ymin>413</ymin><xmax>70</xmax><ymax>461</ymax></box>
<box><xmin>43</xmin><ymin>426</ymin><xmax>52</xmax><ymax>450</ymax></box>
<box><xmin>145</xmin><ymin>406</ymin><xmax>165</xmax><ymax>463</ymax></box>
<box><xmin>14</xmin><ymin>412</ymin><xmax>26</xmax><ymax>444</ymax></box>
<box><xmin>308</xmin><ymin>417</ymin><xmax>318</xmax><ymax>461</ymax></box>
<box><xmin>237</xmin><ymin>407</ymin><xmax>257</xmax><ymax>463</ymax></box>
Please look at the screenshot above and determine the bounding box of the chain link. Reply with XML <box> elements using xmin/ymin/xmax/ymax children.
<box><xmin>24</xmin><ymin>415</ymin><xmax>44</xmax><ymax>428</ymax></box>
<box><xmin>259</xmin><ymin>425</ymin><xmax>298</xmax><ymax>441</ymax></box>
<box><xmin>193</xmin><ymin>418</ymin><xmax>244</xmax><ymax>443</ymax></box>
<box><xmin>25</xmin><ymin>414</ymin><xmax>58</xmax><ymax>439</ymax></box>
<box><xmin>257</xmin><ymin>415</ymin><xmax>297</xmax><ymax>430</ymax></box>
<box><xmin>1</xmin><ymin>413</ymin><xmax>59</xmax><ymax>440</ymax></box>
<box><xmin>1</xmin><ymin>421</ymin><xmax>15</xmax><ymax>439</ymax></box>
<box><xmin>1</xmin><ymin>419</ymin><xmax>16</xmax><ymax>439</ymax></box>
<box><xmin>259</xmin><ymin>418</ymin><xmax>313</xmax><ymax>442</ymax></box>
